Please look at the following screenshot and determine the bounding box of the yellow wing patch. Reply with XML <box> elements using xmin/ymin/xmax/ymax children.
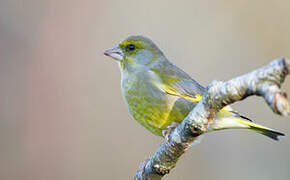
<box><xmin>154</xmin><ymin>82</ymin><xmax>202</xmax><ymax>102</ymax></box>
<box><xmin>178</xmin><ymin>93</ymin><xmax>202</xmax><ymax>102</ymax></box>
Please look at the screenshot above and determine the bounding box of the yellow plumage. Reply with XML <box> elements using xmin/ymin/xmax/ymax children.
<box><xmin>105</xmin><ymin>35</ymin><xmax>284</xmax><ymax>140</ymax></box>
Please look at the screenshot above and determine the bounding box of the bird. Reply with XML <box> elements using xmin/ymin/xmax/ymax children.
<box><xmin>104</xmin><ymin>35</ymin><xmax>284</xmax><ymax>140</ymax></box>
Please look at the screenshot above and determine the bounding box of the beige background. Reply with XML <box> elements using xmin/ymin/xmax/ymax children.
<box><xmin>1</xmin><ymin>0</ymin><xmax>290</xmax><ymax>179</ymax></box>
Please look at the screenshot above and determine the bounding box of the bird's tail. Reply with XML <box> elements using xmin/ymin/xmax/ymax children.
<box><xmin>208</xmin><ymin>109</ymin><xmax>285</xmax><ymax>141</ymax></box>
<box><xmin>231</xmin><ymin>118</ymin><xmax>285</xmax><ymax>140</ymax></box>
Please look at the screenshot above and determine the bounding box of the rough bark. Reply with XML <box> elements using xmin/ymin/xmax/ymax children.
<box><xmin>134</xmin><ymin>58</ymin><xmax>290</xmax><ymax>180</ymax></box>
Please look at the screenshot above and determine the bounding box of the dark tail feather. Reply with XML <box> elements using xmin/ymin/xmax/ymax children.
<box><xmin>232</xmin><ymin>112</ymin><xmax>285</xmax><ymax>141</ymax></box>
<box><xmin>252</xmin><ymin>128</ymin><xmax>285</xmax><ymax>141</ymax></box>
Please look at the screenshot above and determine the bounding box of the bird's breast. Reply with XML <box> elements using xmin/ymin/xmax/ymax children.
<box><xmin>121</xmin><ymin>72</ymin><xmax>191</xmax><ymax>135</ymax></box>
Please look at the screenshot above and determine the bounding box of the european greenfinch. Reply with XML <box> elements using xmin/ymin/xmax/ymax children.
<box><xmin>104</xmin><ymin>35</ymin><xmax>284</xmax><ymax>140</ymax></box>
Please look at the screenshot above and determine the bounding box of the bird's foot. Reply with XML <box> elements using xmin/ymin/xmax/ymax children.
<box><xmin>162</xmin><ymin>122</ymin><xmax>179</xmax><ymax>141</ymax></box>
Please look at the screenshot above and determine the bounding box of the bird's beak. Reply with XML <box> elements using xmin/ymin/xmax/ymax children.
<box><xmin>104</xmin><ymin>45</ymin><xmax>123</xmax><ymax>61</ymax></box>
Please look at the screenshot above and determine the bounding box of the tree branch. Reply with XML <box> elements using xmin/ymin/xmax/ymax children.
<box><xmin>134</xmin><ymin>58</ymin><xmax>290</xmax><ymax>180</ymax></box>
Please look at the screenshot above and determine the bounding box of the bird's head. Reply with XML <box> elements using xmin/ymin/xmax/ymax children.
<box><xmin>104</xmin><ymin>35</ymin><xmax>164</xmax><ymax>72</ymax></box>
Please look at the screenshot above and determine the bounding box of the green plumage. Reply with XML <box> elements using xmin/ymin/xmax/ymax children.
<box><xmin>122</xmin><ymin>66</ymin><xmax>196</xmax><ymax>135</ymax></box>
<box><xmin>105</xmin><ymin>35</ymin><xmax>284</xmax><ymax>140</ymax></box>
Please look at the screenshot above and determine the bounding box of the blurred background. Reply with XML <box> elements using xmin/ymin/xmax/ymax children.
<box><xmin>1</xmin><ymin>0</ymin><xmax>290</xmax><ymax>179</ymax></box>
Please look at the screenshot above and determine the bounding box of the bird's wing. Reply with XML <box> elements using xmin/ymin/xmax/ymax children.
<box><xmin>150</xmin><ymin>61</ymin><xmax>251</xmax><ymax>119</ymax></box>
<box><xmin>150</xmin><ymin>61</ymin><xmax>205</xmax><ymax>102</ymax></box>
<box><xmin>157</xmin><ymin>79</ymin><xmax>204</xmax><ymax>102</ymax></box>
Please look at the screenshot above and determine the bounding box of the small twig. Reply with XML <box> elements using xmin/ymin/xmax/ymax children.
<box><xmin>134</xmin><ymin>58</ymin><xmax>289</xmax><ymax>180</ymax></box>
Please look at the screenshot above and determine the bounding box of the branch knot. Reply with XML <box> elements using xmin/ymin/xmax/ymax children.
<box><xmin>153</xmin><ymin>164</ymin><xmax>170</xmax><ymax>176</ymax></box>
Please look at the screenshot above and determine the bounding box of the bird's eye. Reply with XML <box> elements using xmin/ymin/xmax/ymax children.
<box><xmin>126</xmin><ymin>44</ymin><xmax>136</xmax><ymax>51</ymax></box>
